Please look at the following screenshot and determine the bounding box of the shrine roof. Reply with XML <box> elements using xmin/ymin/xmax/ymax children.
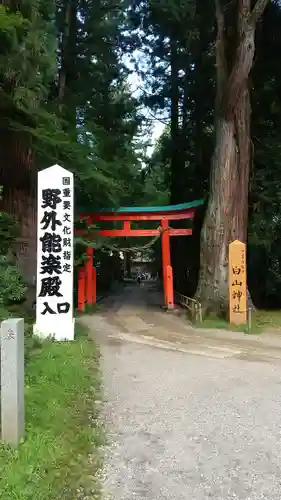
<box><xmin>90</xmin><ymin>199</ymin><xmax>204</xmax><ymax>214</ymax></box>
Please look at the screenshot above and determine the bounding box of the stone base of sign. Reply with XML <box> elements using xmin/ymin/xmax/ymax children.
<box><xmin>33</xmin><ymin>318</ymin><xmax>75</xmax><ymax>341</ymax></box>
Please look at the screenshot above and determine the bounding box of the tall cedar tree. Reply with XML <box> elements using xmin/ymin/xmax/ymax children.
<box><xmin>195</xmin><ymin>0</ymin><xmax>270</xmax><ymax>314</ymax></box>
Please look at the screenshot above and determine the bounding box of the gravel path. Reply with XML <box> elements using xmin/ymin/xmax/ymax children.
<box><xmin>83</xmin><ymin>283</ymin><xmax>281</xmax><ymax>500</ymax></box>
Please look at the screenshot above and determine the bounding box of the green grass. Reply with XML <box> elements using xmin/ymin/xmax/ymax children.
<box><xmin>194</xmin><ymin>315</ymin><xmax>251</xmax><ymax>333</ymax></box>
<box><xmin>192</xmin><ymin>309</ymin><xmax>281</xmax><ymax>334</ymax></box>
<box><xmin>0</xmin><ymin>325</ymin><xmax>103</xmax><ymax>500</ymax></box>
<box><xmin>253</xmin><ymin>309</ymin><xmax>281</xmax><ymax>332</ymax></box>
<box><xmin>76</xmin><ymin>303</ymin><xmax>102</xmax><ymax>316</ymax></box>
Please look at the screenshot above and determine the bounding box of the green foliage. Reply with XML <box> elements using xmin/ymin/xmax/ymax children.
<box><xmin>0</xmin><ymin>189</ymin><xmax>26</xmax><ymax>304</ymax></box>
<box><xmin>52</xmin><ymin>0</ymin><xmax>145</xmax><ymax>209</ymax></box>
<box><xmin>0</xmin><ymin>211</ymin><xmax>19</xmax><ymax>254</ymax></box>
<box><xmin>0</xmin><ymin>256</ymin><xmax>26</xmax><ymax>305</ymax></box>
<box><xmin>0</xmin><ymin>0</ymin><xmax>146</xmax><ymax>214</ymax></box>
<box><xmin>142</xmin><ymin>130</ymin><xmax>171</xmax><ymax>206</ymax></box>
<box><xmin>0</xmin><ymin>0</ymin><xmax>56</xmax><ymax>121</ymax></box>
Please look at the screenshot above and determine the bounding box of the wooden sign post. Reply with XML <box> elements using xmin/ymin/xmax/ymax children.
<box><xmin>229</xmin><ymin>240</ymin><xmax>247</xmax><ymax>325</ymax></box>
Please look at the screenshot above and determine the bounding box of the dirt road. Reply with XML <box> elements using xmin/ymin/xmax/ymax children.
<box><xmin>82</xmin><ymin>282</ymin><xmax>281</xmax><ymax>500</ymax></box>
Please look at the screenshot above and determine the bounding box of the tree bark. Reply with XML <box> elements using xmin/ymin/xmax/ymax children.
<box><xmin>196</xmin><ymin>0</ymin><xmax>270</xmax><ymax>315</ymax></box>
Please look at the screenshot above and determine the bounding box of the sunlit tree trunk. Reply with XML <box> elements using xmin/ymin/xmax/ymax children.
<box><xmin>196</xmin><ymin>0</ymin><xmax>270</xmax><ymax>314</ymax></box>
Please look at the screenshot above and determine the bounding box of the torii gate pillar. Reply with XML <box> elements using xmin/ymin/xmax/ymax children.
<box><xmin>85</xmin><ymin>247</ymin><xmax>96</xmax><ymax>305</ymax></box>
<box><xmin>161</xmin><ymin>219</ymin><xmax>174</xmax><ymax>309</ymax></box>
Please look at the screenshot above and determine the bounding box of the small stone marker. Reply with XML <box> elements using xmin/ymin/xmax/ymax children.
<box><xmin>1</xmin><ymin>318</ymin><xmax>25</xmax><ymax>447</ymax></box>
<box><xmin>229</xmin><ymin>240</ymin><xmax>247</xmax><ymax>325</ymax></box>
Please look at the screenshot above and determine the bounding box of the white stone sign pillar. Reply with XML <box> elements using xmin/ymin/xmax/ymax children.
<box><xmin>33</xmin><ymin>164</ymin><xmax>75</xmax><ymax>341</ymax></box>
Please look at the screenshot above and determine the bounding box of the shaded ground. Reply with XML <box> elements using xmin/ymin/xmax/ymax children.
<box><xmin>82</xmin><ymin>282</ymin><xmax>281</xmax><ymax>500</ymax></box>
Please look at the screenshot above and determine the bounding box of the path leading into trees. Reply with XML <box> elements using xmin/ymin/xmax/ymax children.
<box><xmin>82</xmin><ymin>282</ymin><xmax>281</xmax><ymax>500</ymax></box>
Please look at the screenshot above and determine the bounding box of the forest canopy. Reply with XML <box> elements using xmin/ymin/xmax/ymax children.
<box><xmin>1</xmin><ymin>0</ymin><xmax>281</xmax><ymax>311</ymax></box>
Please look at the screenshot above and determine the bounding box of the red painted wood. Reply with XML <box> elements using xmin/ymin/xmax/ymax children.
<box><xmin>123</xmin><ymin>221</ymin><xmax>131</xmax><ymax>231</ymax></box>
<box><xmin>92</xmin><ymin>267</ymin><xmax>97</xmax><ymax>304</ymax></box>
<box><xmin>80</xmin><ymin>209</ymin><xmax>195</xmax><ymax>222</ymax></box>
<box><xmin>85</xmin><ymin>247</ymin><xmax>94</xmax><ymax>305</ymax></box>
<box><xmin>163</xmin><ymin>265</ymin><xmax>167</xmax><ymax>305</ymax></box>
<box><xmin>169</xmin><ymin>229</ymin><xmax>192</xmax><ymax>236</ymax></box>
<box><xmin>100</xmin><ymin>229</ymin><xmax>159</xmax><ymax>237</ymax></box>
<box><xmin>78</xmin><ymin>268</ymin><xmax>85</xmax><ymax>312</ymax></box>
<box><xmin>76</xmin><ymin>229</ymin><xmax>159</xmax><ymax>237</ymax></box>
<box><xmin>161</xmin><ymin>219</ymin><xmax>171</xmax><ymax>308</ymax></box>
<box><xmin>166</xmin><ymin>265</ymin><xmax>174</xmax><ymax>309</ymax></box>
<box><xmin>75</xmin><ymin>228</ymin><xmax>192</xmax><ymax>237</ymax></box>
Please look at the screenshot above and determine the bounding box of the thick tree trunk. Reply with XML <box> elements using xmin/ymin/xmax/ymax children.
<box><xmin>196</xmin><ymin>117</ymin><xmax>237</xmax><ymax>312</ymax></box>
<box><xmin>196</xmin><ymin>0</ymin><xmax>269</xmax><ymax>314</ymax></box>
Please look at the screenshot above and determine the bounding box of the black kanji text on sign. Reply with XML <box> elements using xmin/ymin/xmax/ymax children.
<box><xmin>40</xmin><ymin>233</ymin><xmax>62</xmax><ymax>253</ymax></box>
<box><xmin>39</xmin><ymin>276</ymin><xmax>63</xmax><ymax>297</ymax></box>
<box><xmin>40</xmin><ymin>211</ymin><xmax>62</xmax><ymax>231</ymax></box>
<box><xmin>40</xmin><ymin>254</ymin><xmax>62</xmax><ymax>275</ymax></box>
<box><xmin>41</xmin><ymin>189</ymin><xmax>62</xmax><ymax>210</ymax></box>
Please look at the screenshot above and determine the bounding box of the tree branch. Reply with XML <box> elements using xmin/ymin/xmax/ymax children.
<box><xmin>249</xmin><ymin>0</ymin><xmax>270</xmax><ymax>27</ymax></box>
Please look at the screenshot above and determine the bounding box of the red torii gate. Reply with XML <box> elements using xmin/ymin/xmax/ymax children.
<box><xmin>76</xmin><ymin>199</ymin><xmax>203</xmax><ymax>312</ymax></box>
